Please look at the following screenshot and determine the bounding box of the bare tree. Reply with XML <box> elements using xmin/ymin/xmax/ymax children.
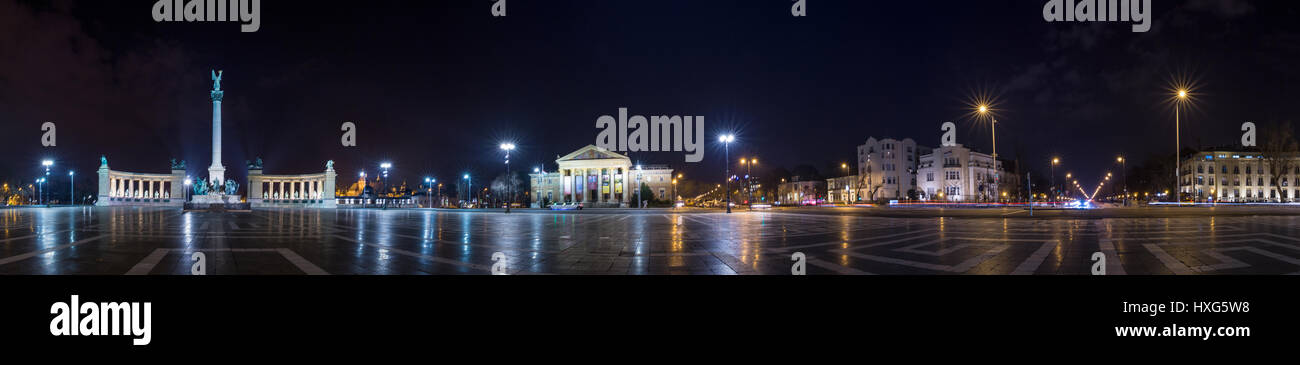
<box><xmin>1261</xmin><ymin>121</ymin><xmax>1299</xmax><ymax>201</ymax></box>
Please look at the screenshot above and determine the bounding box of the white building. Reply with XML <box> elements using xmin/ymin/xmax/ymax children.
<box><xmin>529</xmin><ymin>145</ymin><xmax>674</xmax><ymax>208</ymax></box>
<box><xmin>826</xmin><ymin>175</ymin><xmax>858</xmax><ymax>203</ymax></box>
<box><xmin>917</xmin><ymin>144</ymin><xmax>1004</xmax><ymax>202</ymax></box>
<box><xmin>1180</xmin><ymin>150</ymin><xmax>1299</xmax><ymax>202</ymax></box>
<box><xmin>857</xmin><ymin>137</ymin><xmax>930</xmax><ymax>200</ymax></box>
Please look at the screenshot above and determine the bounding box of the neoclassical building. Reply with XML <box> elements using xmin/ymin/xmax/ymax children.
<box><xmin>529</xmin><ymin>145</ymin><xmax>674</xmax><ymax>208</ymax></box>
<box><xmin>95</xmin><ymin>157</ymin><xmax>186</xmax><ymax>207</ymax></box>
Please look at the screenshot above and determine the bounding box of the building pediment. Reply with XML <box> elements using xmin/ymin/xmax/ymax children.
<box><xmin>557</xmin><ymin>145</ymin><xmax>631</xmax><ymax>163</ymax></box>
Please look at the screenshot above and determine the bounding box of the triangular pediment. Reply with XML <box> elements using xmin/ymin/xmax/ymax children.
<box><xmin>557</xmin><ymin>145</ymin><xmax>630</xmax><ymax>162</ymax></box>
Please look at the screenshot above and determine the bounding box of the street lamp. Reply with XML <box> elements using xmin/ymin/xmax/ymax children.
<box><xmin>635</xmin><ymin>164</ymin><xmax>644</xmax><ymax>208</ymax></box>
<box><xmin>463</xmin><ymin>174</ymin><xmax>472</xmax><ymax>207</ymax></box>
<box><xmin>42</xmin><ymin>160</ymin><xmax>52</xmax><ymax>205</ymax></box>
<box><xmin>1116</xmin><ymin>155</ymin><xmax>1128</xmax><ymax>205</ymax></box>
<box><xmin>184</xmin><ymin>176</ymin><xmax>192</xmax><ymax>203</ymax></box>
<box><xmin>500</xmin><ymin>142</ymin><xmax>516</xmax><ymax>213</ymax></box>
<box><xmin>36</xmin><ymin>178</ymin><xmax>44</xmax><ymax>206</ymax></box>
<box><xmin>1173</xmin><ymin>88</ymin><xmax>1191</xmax><ymax>204</ymax></box>
<box><xmin>68</xmin><ymin>170</ymin><xmax>74</xmax><ymax>206</ymax></box>
<box><xmin>719</xmin><ymin>134</ymin><xmax>735</xmax><ymax>213</ymax></box>
<box><xmin>425</xmin><ymin>177</ymin><xmax>434</xmax><ymax>208</ymax></box>
<box><xmin>533</xmin><ymin>166</ymin><xmax>545</xmax><ymax>208</ymax></box>
<box><xmin>975</xmin><ymin>106</ymin><xmax>999</xmax><ymax>202</ymax></box>
<box><xmin>671</xmin><ymin>178</ymin><xmax>678</xmax><ymax>208</ymax></box>
<box><xmin>380</xmin><ymin>163</ymin><xmax>392</xmax><ymax>209</ymax></box>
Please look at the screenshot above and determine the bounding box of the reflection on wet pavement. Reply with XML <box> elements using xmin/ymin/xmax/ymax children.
<box><xmin>1</xmin><ymin>207</ymin><xmax>1299</xmax><ymax>275</ymax></box>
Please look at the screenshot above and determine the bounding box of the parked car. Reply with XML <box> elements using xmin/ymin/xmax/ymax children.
<box><xmin>549</xmin><ymin>202</ymin><xmax>583</xmax><ymax>210</ymax></box>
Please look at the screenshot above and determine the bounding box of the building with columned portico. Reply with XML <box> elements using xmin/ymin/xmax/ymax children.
<box><xmin>529</xmin><ymin>145</ymin><xmax>674</xmax><ymax>208</ymax></box>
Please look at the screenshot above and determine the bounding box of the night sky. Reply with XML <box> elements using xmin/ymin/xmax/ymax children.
<box><xmin>1</xmin><ymin>0</ymin><xmax>1296</xmax><ymax>195</ymax></box>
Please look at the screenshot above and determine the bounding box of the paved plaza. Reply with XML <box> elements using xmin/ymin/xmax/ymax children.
<box><xmin>1</xmin><ymin>206</ymin><xmax>1299</xmax><ymax>275</ymax></box>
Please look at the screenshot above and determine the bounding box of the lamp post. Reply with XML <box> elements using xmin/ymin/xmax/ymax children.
<box><xmin>500</xmin><ymin>142</ymin><xmax>515</xmax><ymax>213</ymax></box>
<box><xmin>463</xmin><ymin>174</ymin><xmax>472</xmax><ymax>208</ymax></box>
<box><xmin>425</xmin><ymin>177</ymin><xmax>434</xmax><ymax>208</ymax></box>
<box><xmin>1064</xmin><ymin>173</ymin><xmax>1072</xmax><ymax>201</ymax></box>
<box><xmin>184</xmin><ymin>177</ymin><xmax>192</xmax><ymax>203</ymax></box>
<box><xmin>841</xmin><ymin>162</ymin><xmax>850</xmax><ymax>203</ymax></box>
<box><xmin>975</xmin><ymin>106</ymin><xmax>999</xmax><ymax>203</ymax></box>
<box><xmin>1117</xmin><ymin>156</ymin><xmax>1128</xmax><ymax>206</ymax></box>
<box><xmin>42</xmin><ymin>160</ymin><xmax>52</xmax><ymax>205</ymax></box>
<box><xmin>719</xmin><ymin>134</ymin><xmax>735</xmax><ymax>213</ymax></box>
<box><xmin>380</xmin><ymin>162</ymin><xmax>392</xmax><ymax>209</ymax></box>
<box><xmin>534</xmin><ymin>167</ymin><xmax>545</xmax><ymax>208</ymax></box>
<box><xmin>635</xmin><ymin>164</ymin><xmax>644</xmax><ymax>208</ymax></box>
<box><xmin>68</xmin><ymin>170</ymin><xmax>74</xmax><ymax>206</ymax></box>
<box><xmin>1174</xmin><ymin>89</ymin><xmax>1189</xmax><ymax>203</ymax></box>
<box><xmin>671</xmin><ymin>178</ymin><xmax>678</xmax><ymax>209</ymax></box>
<box><xmin>36</xmin><ymin>177</ymin><xmax>45</xmax><ymax>206</ymax></box>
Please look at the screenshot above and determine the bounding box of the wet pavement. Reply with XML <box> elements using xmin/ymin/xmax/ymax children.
<box><xmin>1</xmin><ymin>206</ymin><xmax>1299</xmax><ymax>275</ymax></box>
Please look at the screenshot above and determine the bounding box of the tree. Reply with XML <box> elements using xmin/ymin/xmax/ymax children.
<box><xmin>638</xmin><ymin>182</ymin><xmax>654</xmax><ymax>207</ymax></box>
<box><xmin>490</xmin><ymin>172</ymin><xmax>523</xmax><ymax>206</ymax></box>
<box><xmin>1261</xmin><ymin>121</ymin><xmax>1299</xmax><ymax>201</ymax></box>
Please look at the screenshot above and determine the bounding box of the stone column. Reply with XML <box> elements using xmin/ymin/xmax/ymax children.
<box><xmin>582</xmin><ymin>169</ymin><xmax>590</xmax><ymax>203</ymax></box>
<box><xmin>324</xmin><ymin>167</ymin><xmax>338</xmax><ymax>208</ymax></box>
<box><xmin>622</xmin><ymin>167</ymin><xmax>630</xmax><ymax>206</ymax></box>
<box><xmin>208</xmin><ymin>78</ymin><xmax>226</xmax><ymax>186</ymax></box>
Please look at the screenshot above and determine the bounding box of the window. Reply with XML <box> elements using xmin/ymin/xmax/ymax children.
<box><xmin>926</xmin><ymin>172</ymin><xmax>934</xmax><ymax>182</ymax></box>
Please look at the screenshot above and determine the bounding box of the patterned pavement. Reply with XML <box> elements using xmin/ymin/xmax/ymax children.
<box><xmin>1</xmin><ymin>206</ymin><xmax>1299</xmax><ymax>275</ymax></box>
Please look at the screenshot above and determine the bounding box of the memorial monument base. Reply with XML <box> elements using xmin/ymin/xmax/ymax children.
<box><xmin>185</xmin><ymin>194</ymin><xmax>250</xmax><ymax>212</ymax></box>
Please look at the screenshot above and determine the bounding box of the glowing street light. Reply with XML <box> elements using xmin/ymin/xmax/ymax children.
<box><xmin>718</xmin><ymin>134</ymin><xmax>735</xmax><ymax>213</ymax></box>
<box><xmin>500</xmin><ymin>142</ymin><xmax>516</xmax><ymax>213</ymax></box>
<box><xmin>975</xmin><ymin>105</ymin><xmax>1000</xmax><ymax>202</ymax></box>
<box><xmin>1117</xmin><ymin>155</ymin><xmax>1129</xmax><ymax>205</ymax></box>
<box><xmin>68</xmin><ymin>170</ymin><xmax>74</xmax><ymax>206</ymax></box>
<box><xmin>463</xmin><ymin>173</ymin><xmax>472</xmax><ymax>207</ymax></box>
<box><xmin>425</xmin><ymin>177</ymin><xmax>435</xmax><ymax>208</ymax></box>
<box><xmin>379</xmin><ymin>163</ymin><xmax>392</xmax><ymax>209</ymax></box>
<box><xmin>1172</xmin><ymin>87</ymin><xmax>1193</xmax><ymax>204</ymax></box>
